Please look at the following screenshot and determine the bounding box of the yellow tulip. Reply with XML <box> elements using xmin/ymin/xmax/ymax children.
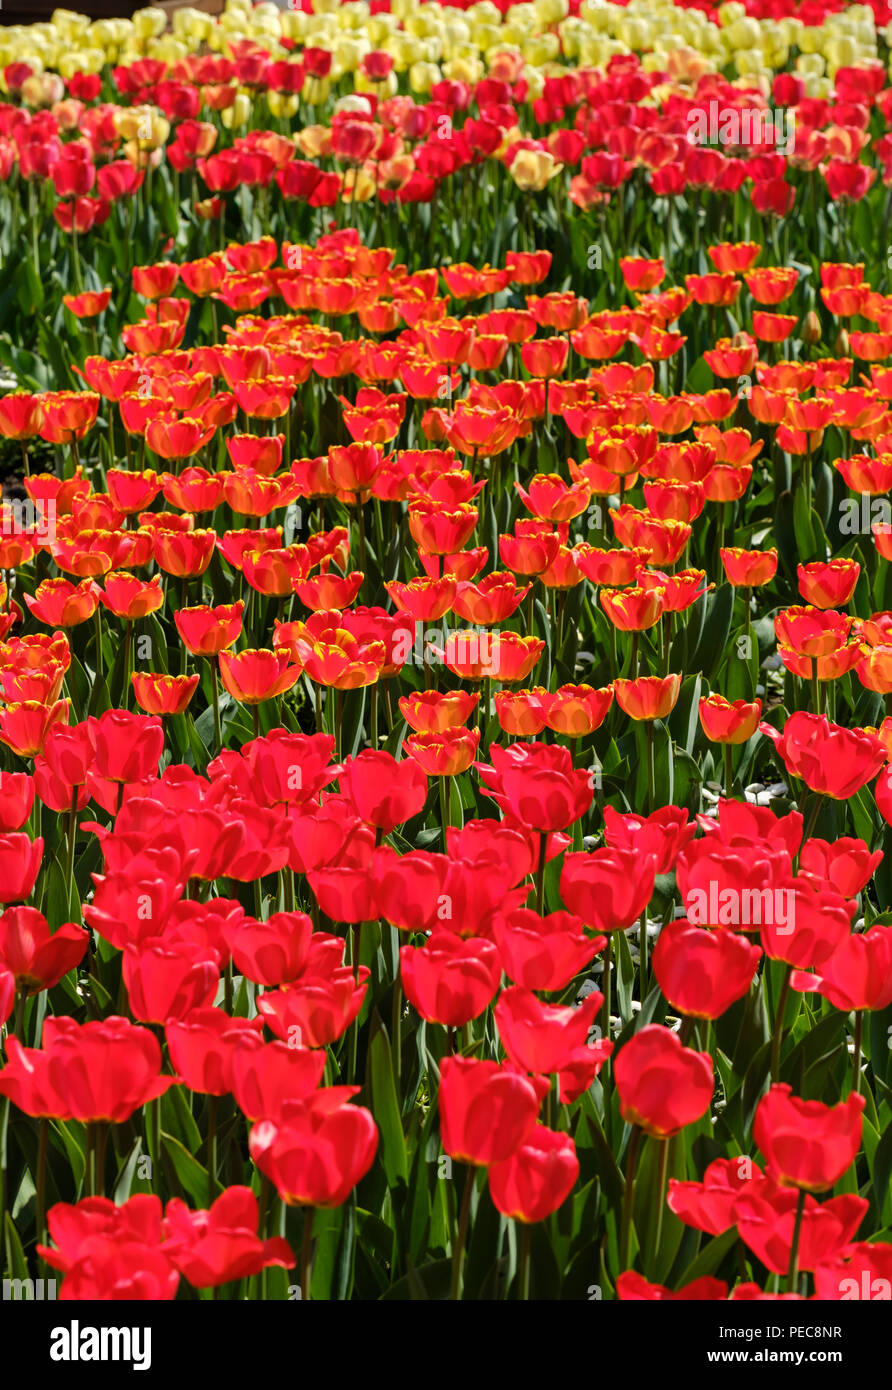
<box><xmin>405</xmin><ymin>12</ymin><xmax>439</xmax><ymax>38</ymax></box>
<box><xmin>333</xmin><ymin>38</ymin><xmax>366</xmax><ymax>72</ymax></box>
<box><xmin>533</xmin><ymin>0</ymin><xmax>569</xmax><ymax>23</ymax></box>
<box><xmin>21</xmin><ymin>72</ymin><xmax>65</xmax><ymax>107</ymax></box>
<box><xmin>579</xmin><ymin>2</ymin><xmax>612</xmax><ymax>34</ymax></box>
<box><xmin>796</xmin><ymin>25</ymin><xmax>823</xmax><ymax>54</ymax></box>
<box><xmin>131</xmin><ymin>8</ymin><xmax>167</xmax><ymax>41</ymax></box>
<box><xmin>509</xmin><ymin>148</ymin><xmax>563</xmax><ymax>192</ymax></box>
<box><xmin>521</xmin><ymin>64</ymin><xmax>547</xmax><ymax>101</ymax></box>
<box><xmin>409</xmin><ymin>60</ymin><xmax>441</xmax><ymax>93</ymax></box>
<box><xmin>795</xmin><ymin>52</ymin><xmax>825</xmax><ymax>78</ymax></box>
<box><xmin>58</xmin><ymin>48</ymin><xmax>105</xmax><ymax>78</ymax></box>
<box><xmin>221</xmin><ymin>92</ymin><xmax>253</xmax><ymax>129</ymax></box>
<box><xmin>52</xmin><ymin>10</ymin><xmax>92</xmax><ymax>39</ymax></box>
<box><xmin>523</xmin><ymin>33</ymin><xmax>561</xmax><ymax>64</ymax></box>
<box><xmin>172</xmin><ymin>8</ymin><xmax>214</xmax><ymax>42</ymax></box>
<box><xmin>443</xmin><ymin>54</ymin><xmax>483</xmax><ymax>84</ymax></box>
<box><xmin>469</xmin><ymin>2</ymin><xmax>503</xmax><ymax>25</ymax></box>
<box><xmin>341</xmin><ymin>166</ymin><xmax>377</xmax><ymax>203</ymax></box>
<box><xmin>122</xmin><ymin>142</ymin><xmax>164</xmax><ymax>172</ymax></box>
<box><xmin>391</xmin><ymin>35</ymin><xmax>424</xmax><ymax>68</ymax></box>
<box><xmin>338</xmin><ymin>3</ymin><xmax>371</xmax><ymax>31</ymax></box>
<box><xmin>823</xmin><ymin>35</ymin><xmax>859</xmax><ymax>70</ymax></box>
<box><xmin>280</xmin><ymin>11</ymin><xmax>308</xmax><ymax>41</ymax></box>
<box><xmin>616</xmin><ymin>18</ymin><xmax>650</xmax><ymax>49</ymax></box>
<box><xmin>115</xmin><ymin>105</ymin><xmax>170</xmax><ymax>148</ymax></box>
<box><xmin>296</xmin><ymin>124</ymin><xmax>333</xmax><ymax>158</ymax></box>
<box><xmin>149</xmin><ymin>38</ymin><xmax>190</xmax><ymax>64</ymax></box>
<box><xmin>717</xmin><ymin>2</ymin><xmax>747</xmax><ymax>24</ymax></box>
<box><xmin>268</xmin><ymin>91</ymin><xmax>300</xmax><ymax>119</ymax></box>
<box><xmin>356</xmin><ymin>69</ymin><xmax>398</xmax><ymax>96</ymax></box>
<box><xmin>88</xmin><ymin>19</ymin><xmax>126</xmax><ymax>48</ymax></box>
<box><xmin>577</xmin><ymin>36</ymin><xmax>611</xmax><ymax>67</ymax></box>
<box><xmin>441</xmin><ymin>18</ymin><xmax>472</xmax><ymax>49</ymax></box>
<box><xmin>368</xmin><ymin>15</ymin><xmax>399</xmax><ymax>44</ymax></box>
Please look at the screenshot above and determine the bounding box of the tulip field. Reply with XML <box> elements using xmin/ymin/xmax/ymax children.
<box><xmin>4</xmin><ymin>0</ymin><xmax>892</xmax><ymax>1322</ymax></box>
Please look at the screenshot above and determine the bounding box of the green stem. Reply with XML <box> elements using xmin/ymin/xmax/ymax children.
<box><xmin>786</xmin><ymin>1188</ymin><xmax>807</xmax><ymax>1293</ymax></box>
<box><xmin>450</xmin><ymin>1166</ymin><xmax>475</xmax><ymax>1300</ymax></box>
<box><xmin>619</xmin><ymin>1125</ymin><xmax>642</xmax><ymax>1271</ymax></box>
<box><xmin>651</xmin><ymin>1138</ymin><xmax>670</xmax><ymax>1270</ymax></box>
<box><xmin>207</xmin><ymin>1095</ymin><xmax>218</xmax><ymax>1191</ymax></box>
<box><xmin>518</xmin><ymin>1222</ymin><xmax>531</xmax><ymax>1301</ymax></box>
<box><xmin>35</xmin><ymin>1116</ymin><xmax>49</xmax><ymax>1258</ymax></box>
<box><xmin>66</xmin><ymin>786</ymin><xmax>78</xmax><ymax>912</ymax></box>
<box><xmin>638</xmin><ymin>909</ymin><xmax>649</xmax><ymax>999</ymax></box>
<box><xmin>770</xmin><ymin>962</ymin><xmax>793</xmax><ymax>1083</ymax></box>
<box><xmin>645</xmin><ymin>720</ymin><xmax>655</xmax><ymax>813</ymax></box>
<box><xmin>123</xmin><ymin>621</ymin><xmax>133</xmax><ymax>709</ymax></box>
<box><xmin>535</xmin><ymin>831</ymin><xmax>547</xmax><ymax>914</ymax></box>
<box><xmin>601</xmin><ymin>936</ymin><xmax>612</xmax><ymax>1045</ymax></box>
<box><xmin>853</xmin><ymin>1011</ymin><xmax>863</xmax><ymax>1096</ymax></box>
<box><xmin>210</xmin><ymin>658</ymin><xmax>222</xmax><ymax>751</ymax></box>
<box><xmin>300</xmin><ymin>1206</ymin><xmax>315</xmax><ymax>1300</ymax></box>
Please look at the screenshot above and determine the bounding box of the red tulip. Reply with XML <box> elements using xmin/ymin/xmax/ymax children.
<box><xmin>248</xmin><ymin>1089</ymin><xmax>378</xmax><ymax>1206</ymax></box>
<box><xmin>492</xmin><ymin>908</ymin><xmax>605</xmax><ymax>991</ymax></box>
<box><xmin>339</xmin><ymin>750</ymin><xmax>428</xmax><ymax>833</ymax></box>
<box><xmin>400</xmin><ymin>931</ymin><xmax>501</xmax><ymax>1027</ymax></box>
<box><xmin>753</xmin><ymin>1084</ymin><xmax>865</xmax><ymax>1192</ymax></box>
<box><xmin>653</xmin><ymin>919</ymin><xmax>762</xmax><ymax>1019</ymax></box>
<box><xmin>89</xmin><ymin>709</ymin><xmax>164</xmax><ymax>784</ymax></box>
<box><xmin>256</xmin><ymin>967</ymin><xmax>369</xmax><ymax>1047</ymax></box>
<box><xmin>495</xmin><ymin>985</ymin><xmax>602</xmax><ymax>1074</ymax></box>
<box><xmin>0</xmin><ymin>906</ymin><xmax>88</xmax><ymax>994</ymax></box>
<box><xmin>668</xmin><ymin>1156</ymin><xmax>768</xmax><ymax>1236</ymax></box>
<box><xmin>0</xmin><ymin>1016</ymin><xmax>176</xmax><ymax>1121</ymax></box>
<box><xmin>602</xmin><ymin>805</ymin><xmax>695</xmax><ymax>874</ymax></box>
<box><xmin>165</xmin><ymin>1009</ymin><xmax>264</xmax><ymax>1095</ymax></box>
<box><xmin>439</xmin><ymin>1056</ymin><xmax>548</xmax><ymax>1165</ymax></box>
<box><xmin>224</xmin><ymin>911</ymin><xmax>313</xmax><ymax>986</ymax></box>
<box><xmin>162</xmin><ymin>1187</ymin><xmax>294</xmax><ymax>1288</ymax></box>
<box><xmin>791</xmin><ymin>927</ymin><xmax>892</xmax><ymax>1012</ymax></box>
<box><xmin>798</xmin><ymin>837</ymin><xmax>882</xmax><ymax>897</ymax></box>
<box><xmin>0</xmin><ymin>834</ymin><xmax>43</xmax><ymax>904</ymax></box>
<box><xmin>38</xmin><ymin>1194</ymin><xmax>164</xmax><ymax>1274</ymax></box>
<box><xmin>560</xmin><ymin>847</ymin><xmax>656</xmax><ymax>931</ymax></box>
<box><xmin>123</xmin><ymin>940</ymin><xmax>219</xmax><ymax>1024</ymax></box>
<box><xmin>763</xmin><ymin>711</ymin><xmax>886</xmax><ymax>800</ymax></box>
<box><xmin>735</xmin><ymin>1184</ymin><xmax>866</xmax><ymax>1275</ymax></box>
<box><xmin>616</xmin><ymin>1271</ymin><xmax>727</xmax><ymax>1301</ymax></box>
<box><xmin>614</xmin><ymin>1025</ymin><xmax>713</xmax><ymax>1138</ymax></box>
<box><xmin>488</xmin><ymin>1127</ymin><xmax>579</xmax><ymax>1223</ymax></box>
<box><xmin>220</xmin><ymin>648</ymin><xmax>302</xmax><ymax>704</ymax></box>
<box><xmin>229</xmin><ymin>1035</ymin><xmax>327</xmax><ymax>1121</ymax></box>
<box><xmin>476</xmin><ymin>742</ymin><xmax>592</xmax><ymax>832</ymax></box>
<box><xmin>0</xmin><ymin>773</ymin><xmax>35</xmax><ymax>831</ymax></box>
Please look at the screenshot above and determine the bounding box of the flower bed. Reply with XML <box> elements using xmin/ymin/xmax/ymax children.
<box><xmin>0</xmin><ymin>0</ymin><xmax>890</xmax><ymax>1308</ymax></box>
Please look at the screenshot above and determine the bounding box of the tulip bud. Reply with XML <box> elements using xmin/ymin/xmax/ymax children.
<box><xmin>801</xmin><ymin>309</ymin><xmax>822</xmax><ymax>344</ymax></box>
<box><xmin>835</xmin><ymin>327</ymin><xmax>850</xmax><ymax>356</ymax></box>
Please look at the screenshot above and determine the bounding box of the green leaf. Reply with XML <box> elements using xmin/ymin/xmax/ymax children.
<box><xmin>366</xmin><ymin>1011</ymin><xmax>408</xmax><ymax>1188</ymax></box>
<box><xmin>161</xmin><ymin>1132</ymin><xmax>210</xmax><ymax>1208</ymax></box>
